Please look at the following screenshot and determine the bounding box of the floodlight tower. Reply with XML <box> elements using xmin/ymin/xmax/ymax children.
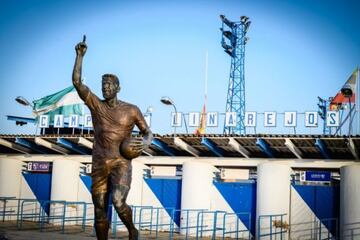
<box><xmin>220</xmin><ymin>15</ymin><xmax>251</xmax><ymax>134</ymax></box>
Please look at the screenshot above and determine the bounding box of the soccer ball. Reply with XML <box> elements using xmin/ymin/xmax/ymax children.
<box><xmin>120</xmin><ymin>138</ymin><xmax>142</xmax><ymax>160</ymax></box>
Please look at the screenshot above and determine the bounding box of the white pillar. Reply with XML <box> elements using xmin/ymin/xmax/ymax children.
<box><xmin>340</xmin><ymin>164</ymin><xmax>360</xmax><ymax>239</ymax></box>
<box><xmin>0</xmin><ymin>158</ymin><xmax>23</xmax><ymax>221</ymax></box>
<box><xmin>0</xmin><ymin>158</ymin><xmax>23</xmax><ymax>198</ymax></box>
<box><xmin>50</xmin><ymin>159</ymin><xmax>80</xmax><ymax>224</ymax></box>
<box><xmin>127</xmin><ymin>160</ymin><xmax>147</xmax><ymax>206</ymax></box>
<box><xmin>180</xmin><ymin>161</ymin><xmax>216</xmax><ymax>235</ymax></box>
<box><xmin>256</xmin><ymin>162</ymin><xmax>291</xmax><ymax>240</ymax></box>
<box><xmin>51</xmin><ymin>159</ymin><xmax>80</xmax><ymax>201</ymax></box>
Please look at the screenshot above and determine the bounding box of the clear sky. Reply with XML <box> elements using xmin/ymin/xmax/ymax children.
<box><xmin>0</xmin><ymin>0</ymin><xmax>359</xmax><ymax>135</ymax></box>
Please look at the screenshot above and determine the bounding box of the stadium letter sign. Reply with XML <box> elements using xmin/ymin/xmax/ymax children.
<box><xmin>38</xmin><ymin>110</ymin><xmax>341</xmax><ymax>129</ymax></box>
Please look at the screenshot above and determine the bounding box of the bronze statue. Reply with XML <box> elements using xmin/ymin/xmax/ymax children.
<box><xmin>72</xmin><ymin>35</ymin><xmax>153</xmax><ymax>240</ymax></box>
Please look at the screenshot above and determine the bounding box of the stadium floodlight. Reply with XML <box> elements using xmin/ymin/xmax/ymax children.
<box><xmin>244</xmin><ymin>37</ymin><xmax>249</xmax><ymax>45</ymax></box>
<box><xmin>221</xmin><ymin>41</ymin><xmax>232</xmax><ymax>50</ymax></box>
<box><xmin>240</xmin><ymin>16</ymin><xmax>249</xmax><ymax>23</ymax></box>
<box><xmin>244</xmin><ymin>21</ymin><xmax>251</xmax><ymax>32</ymax></box>
<box><xmin>341</xmin><ymin>84</ymin><xmax>353</xmax><ymax>98</ymax></box>
<box><xmin>221</xmin><ymin>41</ymin><xmax>234</xmax><ymax>57</ymax></box>
<box><xmin>220</xmin><ymin>14</ymin><xmax>234</xmax><ymax>28</ymax></box>
<box><xmin>15</xmin><ymin>96</ymin><xmax>33</xmax><ymax>107</ymax></box>
<box><xmin>220</xmin><ymin>28</ymin><xmax>234</xmax><ymax>40</ymax></box>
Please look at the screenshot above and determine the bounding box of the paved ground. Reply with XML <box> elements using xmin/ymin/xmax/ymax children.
<box><xmin>0</xmin><ymin>221</ymin><xmax>173</xmax><ymax>240</ymax></box>
<box><xmin>0</xmin><ymin>221</ymin><xmax>224</xmax><ymax>240</ymax></box>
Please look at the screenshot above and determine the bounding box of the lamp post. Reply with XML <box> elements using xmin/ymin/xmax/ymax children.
<box><xmin>145</xmin><ymin>106</ymin><xmax>154</xmax><ymax>128</ymax></box>
<box><xmin>15</xmin><ymin>96</ymin><xmax>33</xmax><ymax>107</ymax></box>
<box><xmin>160</xmin><ymin>96</ymin><xmax>188</xmax><ymax>136</ymax></box>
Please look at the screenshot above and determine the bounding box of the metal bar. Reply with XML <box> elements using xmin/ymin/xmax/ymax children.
<box><xmin>0</xmin><ymin>138</ymin><xmax>31</xmax><ymax>154</ymax></box>
<box><xmin>236</xmin><ymin>213</ymin><xmax>239</xmax><ymax>240</ymax></box>
<box><xmin>57</xmin><ymin>138</ymin><xmax>88</xmax><ymax>155</ymax></box>
<box><xmin>34</xmin><ymin>137</ymin><xmax>70</xmax><ymax>154</ymax></box>
<box><xmin>256</xmin><ymin>138</ymin><xmax>274</xmax><ymax>158</ymax></box>
<box><xmin>248</xmin><ymin>213</ymin><xmax>251</xmax><ymax>240</ymax></box>
<box><xmin>284</xmin><ymin>138</ymin><xmax>303</xmax><ymax>159</ymax></box>
<box><xmin>151</xmin><ymin>138</ymin><xmax>176</xmax><ymax>156</ymax></box>
<box><xmin>201</xmin><ymin>137</ymin><xmax>224</xmax><ymax>157</ymax></box>
<box><xmin>15</xmin><ymin>138</ymin><xmax>47</xmax><ymax>154</ymax></box>
<box><xmin>348</xmin><ymin>138</ymin><xmax>359</xmax><ymax>160</ymax></box>
<box><xmin>7</xmin><ymin>115</ymin><xmax>36</xmax><ymax>124</ymax></box>
<box><xmin>174</xmin><ymin>137</ymin><xmax>200</xmax><ymax>157</ymax></box>
<box><xmin>315</xmin><ymin>138</ymin><xmax>331</xmax><ymax>159</ymax></box>
<box><xmin>228</xmin><ymin>137</ymin><xmax>250</xmax><ymax>158</ymax></box>
<box><xmin>76</xmin><ymin>137</ymin><xmax>93</xmax><ymax>149</ymax></box>
<box><xmin>270</xmin><ymin>215</ymin><xmax>272</xmax><ymax>240</ymax></box>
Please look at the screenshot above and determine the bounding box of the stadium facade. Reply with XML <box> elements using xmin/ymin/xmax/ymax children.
<box><xmin>0</xmin><ymin>129</ymin><xmax>359</xmax><ymax>239</ymax></box>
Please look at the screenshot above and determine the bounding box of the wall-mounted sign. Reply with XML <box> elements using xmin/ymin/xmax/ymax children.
<box><xmin>171</xmin><ymin>112</ymin><xmax>182</xmax><ymax>127</ymax></box>
<box><xmin>27</xmin><ymin>162</ymin><xmax>51</xmax><ymax>172</ymax></box>
<box><xmin>85</xmin><ymin>164</ymin><xmax>92</xmax><ymax>174</ymax></box>
<box><xmin>300</xmin><ymin>171</ymin><xmax>331</xmax><ymax>182</ymax></box>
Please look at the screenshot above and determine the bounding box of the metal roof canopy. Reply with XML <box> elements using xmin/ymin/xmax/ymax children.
<box><xmin>0</xmin><ymin>134</ymin><xmax>359</xmax><ymax>160</ymax></box>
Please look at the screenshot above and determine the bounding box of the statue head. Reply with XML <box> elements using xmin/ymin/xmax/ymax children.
<box><xmin>102</xmin><ymin>74</ymin><xmax>120</xmax><ymax>100</ymax></box>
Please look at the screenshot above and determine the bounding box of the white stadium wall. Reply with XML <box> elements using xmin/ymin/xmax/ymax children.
<box><xmin>0</xmin><ymin>155</ymin><xmax>360</xmax><ymax>239</ymax></box>
<box><xmin>0</xmin><ymin>158</ymin><xmax>22</xmax><ymax>198</ymax></box>
<box><xmin>340</xmin><ymin>164</ymin><xmax>360</xmax><ymax>240</ymax></box>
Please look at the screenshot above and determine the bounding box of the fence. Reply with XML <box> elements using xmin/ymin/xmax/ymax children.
<box><xmin>258</xmin><ymin>214</ymin><xmax>339</xmax><ymax>240</ymax></box>
<box><xmin>1</xmin><ymin>197</ymin><xmax>252</xmax><ymax>239</ymax></box>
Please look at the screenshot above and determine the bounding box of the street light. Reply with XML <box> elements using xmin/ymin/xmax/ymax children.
<box><xmin>145</xmin><ymin>106</ymin><xmax>154</xmax><ymax>128</ymax></box>
<box><xmin>160</xmin><ymin>96</ymin><xmax>188</xmax><ymax>135</ymax></box>
<box><xmin>15</xmin><ymin>96</ymin><xmax>33</xmax><ymax>107</ymax></box>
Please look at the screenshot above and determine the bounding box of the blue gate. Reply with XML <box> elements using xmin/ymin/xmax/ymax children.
<box><xmin>213</xmin><ymin>181</ymin><xmax>256</xmax><ymax>236</ymax></box>
<box><xmin>292</xmin><ymin>183</ymin><xmax>339</xmax><ymax>237</ymax></box>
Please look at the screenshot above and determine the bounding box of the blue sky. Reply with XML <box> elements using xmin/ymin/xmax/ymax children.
<box><xmin>0</xmin><ymin>0</ymin><xmax>359</xmax><ymax>135</ymax></box>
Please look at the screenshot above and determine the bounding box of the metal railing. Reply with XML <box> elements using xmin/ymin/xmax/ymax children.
<box><xmin>318</xmin><ymin>218</ymin><xmax>338</xmax><ymax>240</ymax></box>
<box><xmin>258</xmin><ymin>213</ymin><xmax>288</xmax><ymax>240</ymax></box>
<box><xmin>0</xmin><ymin>198</ymin><xmax>92</xmax><ymax>233</ymax></box>
<box><xmin>2</xmin><ymin>197</ymin><xmax>254</xmax><ymax>239</ymax></box>
<box><xmin>222</xmin><ymin>212</ymin><xmax>251</xmax><ymax>240</ymax></box>
<box><xmin>196</xmin><ymin>210</ymin><xmax>226</xmax><ymax>239</ymax></box>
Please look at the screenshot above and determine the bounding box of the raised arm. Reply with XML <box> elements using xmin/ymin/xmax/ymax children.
<box><xmin>72</xmin><ymin>35</ymin><xmax>89</xmax><ymax>101</ymax></box>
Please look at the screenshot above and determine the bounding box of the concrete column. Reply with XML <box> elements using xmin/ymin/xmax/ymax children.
<box><xmin>0</xmin><ymin>158</ymin><xmax>23</xmax><ymax>198</ymax></box>
<box><xmin>180</xmin><ymin>161</ymin><xmax>216</xmax><ymax>236</ymax></box>
<box><xmin>340</xmin><ymin>164</ymin><xmax>360</xmax><ymax>239</ymax></box>
<box><xmin>50</xmin><ymin>159</ymin><xmax>80</xmax><ymax>224</ymax></box>
<box><xmin>256</xmin><ymin>162</ymin><xmax>291</xmax><ymax>240</ymax></box>
<box><xmin>127</xmin><ymin>160</ymin><xmax>147</xmax><ymax>206</ymax></box>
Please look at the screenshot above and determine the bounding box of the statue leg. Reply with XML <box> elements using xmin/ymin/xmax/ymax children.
<box><xmin>112</xmin><ymin>185</ymin><xmax>138</xmax><ymax>240</ymax></box>
<box><xmin>92</xmin><ymin>191</ymin><xmax>110</xmax><ymax>240</ymax></box>
<box><xmin>111</xmin><ymin>160</ymin><xmax>138</xmax><ymax>240</ymax></box>
<box><xmin>91</xmin><ymin>164</ymin><xmax>111</xmax><ymax>240</ymax></box>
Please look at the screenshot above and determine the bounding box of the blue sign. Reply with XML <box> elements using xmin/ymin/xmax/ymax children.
<box><xmin>27</xmin><ymin>162</ymin><xmax>51</xmax><ymax>172</ymax></box>
<box><xmin>305</xmin><ymin>171</ymin><xmax>331</xmax><ymax>182</ymax></box>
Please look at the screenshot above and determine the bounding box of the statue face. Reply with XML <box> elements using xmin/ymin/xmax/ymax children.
<box><xmin>102</xmin><ymin>78</ymin><xmax>120</xmax><ymax>100</ymax></box>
